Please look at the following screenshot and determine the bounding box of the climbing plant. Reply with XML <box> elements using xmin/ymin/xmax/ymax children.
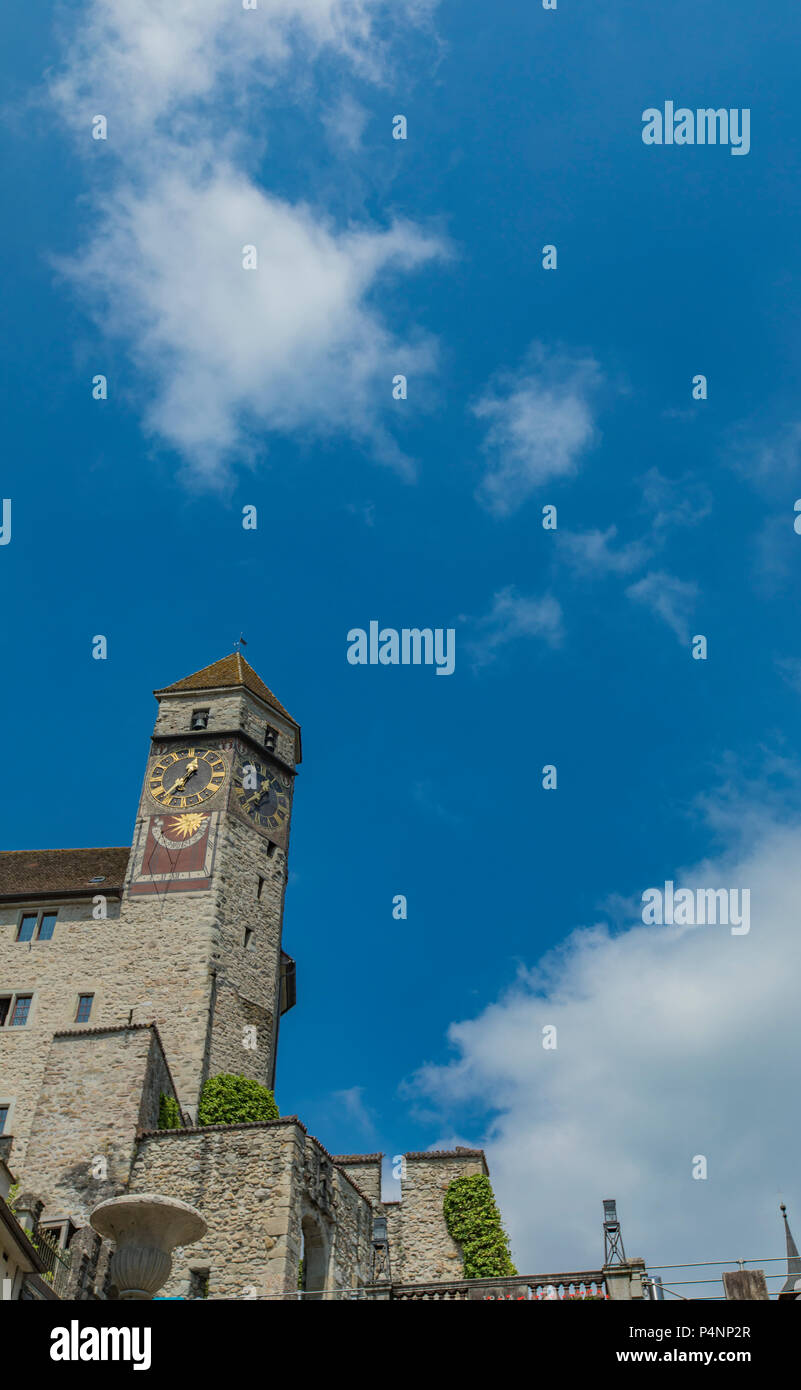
<box><xmin>198</xmin><ymin>1073</ymin><xmax>279</xmax><ymax>1126</ymax></box>
<box><xmin>443</xmin><ymin>1173</ymin><xmax>517</xmax><ymax>1280</ymax></box>
<box><xmin>158</xmin><ymin>1093</ymin><xmax>182</xmax><ymax>1130</ymax></box>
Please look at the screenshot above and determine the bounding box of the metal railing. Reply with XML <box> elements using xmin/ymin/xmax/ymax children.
<box><xmin>29</xmin><ymin>1221</ymin><xmax>71</xmax><ymax>1298</ymax></box>
<box><xmin>644</xmin><ymin>1257</ymin><xmax>791</xmax><ymax>1301</ymax></box>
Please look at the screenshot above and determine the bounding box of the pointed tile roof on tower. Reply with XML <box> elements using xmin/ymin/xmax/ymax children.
<box><xmin>780</xmin><ymin>1204</ymin><xmax>801</xmax><ymax>1297</ymax></box>
<box><xmin>155</xmin><ymin>652</ymin><xmax>298</xmax><ymax>726</ymax></box>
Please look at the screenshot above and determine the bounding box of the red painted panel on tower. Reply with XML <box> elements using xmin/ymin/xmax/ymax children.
<box><xmin>127</xmin><ymin>811</ymin><xmax>220</xmax><ymax>895</ymax></box>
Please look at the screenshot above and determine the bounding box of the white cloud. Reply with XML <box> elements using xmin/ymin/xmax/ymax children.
<box><xmin>333</xmin><ymin>1085</ymin><xmax>377</xmax><ymax>1138</ymax></box>
<box><xmin>751</xmin><ymin>514</ymin><xmax>798</xmax><ymax>595</ymax></box>
<box><xmin>48</xmin><ymin>0</ymin><xmax>444</xmax><ymax>481</ymax></box>
<box><xmin>558</xmin><ymin>525</ymin><xmax>648</xmax><ymax>577</ymax></box>
<box><xmin>626</xmin><ymin>571</ymin><xmax>698</xmax><ymax>645</ymax></box>
<box><xmin>55</xmin><ymin>162</ymin><xmax>445</xmax><ymax>483</ymax></box>
<box><xmin>412</xmin><ymin>780</ymin><xmax>463</xmax><ymax>825</ymax></box>
<box><xmin>729</xmin><ymin>421</ymin><xmax>801</xmax><ymax>496</ymax></box>
<box><xmin>637</xmin><ymin>467</ymin><xmax>712</xmax><ymax>533</ymax></box>
<box><xmin>473</xmin><ymin>346</ymin><xmax>601</xmax><ymax>517</ymax></box>
<box><xmin>557</xmin><ymin>472</ymin><xmax>711</xmax><ymax>580</ymax></box>
<box><xmin>409</xmin><ymin>794</ymin><xmax>801</xmax><ymax>1280</ymax></box>
<box><xmin>50</xmin><ymin>0</ymin><xmax>431</xmax><ymax>137</ymax></box>
<box><xmin>465</xmin><ymin>586</ymin><xmax>564</xmax><ymax>667</ymax></box>
<box><xmin>776</xmin><ymin>656</ymin><xmax>801</xmax><ymax>695</ymax></box>
<box><xmin>323</xmin><ymin>93</ymin><xmax>370</xmax><ymax>152</ymax></box>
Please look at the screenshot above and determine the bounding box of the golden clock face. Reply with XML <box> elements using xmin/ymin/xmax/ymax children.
<box><xmin>148</xmin><ymin>747</ymin><xmax>228</xmax><ymax>809</ymax></box>
<box><xmin>233</xmin><ymin>754</ymin><xmax>291</xmax><ymax>834</ymax></box>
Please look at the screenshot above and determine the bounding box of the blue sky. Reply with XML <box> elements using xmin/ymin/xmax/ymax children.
<box><xmin>3</xmin><ymin>0</ymin><xmax>801</xmax><ymax>1284</ymax></box>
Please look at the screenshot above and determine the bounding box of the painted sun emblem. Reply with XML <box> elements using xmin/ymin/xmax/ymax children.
<box><xmin>168</xmin><ymin>813</ymin><xmax>207</xmax><ymax>839</ymax></box>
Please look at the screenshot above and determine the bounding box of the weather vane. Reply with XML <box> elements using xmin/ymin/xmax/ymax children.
<box><xmin>234</xmin><ymin>633</ymin><xmax>248</xmax><ymax>652</ymax></box>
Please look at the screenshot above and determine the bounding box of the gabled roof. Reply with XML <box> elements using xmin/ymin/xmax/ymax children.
<box><xmin>0</xmin><ymin>847</ymin><xmax>130</xmax><ymax>901</ymax></box>
<box><xmin>154</xmin><ymin>653</ymin><xmax>298</xmax><ymax>727</ymax></box>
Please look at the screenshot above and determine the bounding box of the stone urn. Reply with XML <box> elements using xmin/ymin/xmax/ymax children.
<box><xmin>90</xmin><ymin>1194</ymin><xmax>207</xmax><ymax>1301</ymax></box>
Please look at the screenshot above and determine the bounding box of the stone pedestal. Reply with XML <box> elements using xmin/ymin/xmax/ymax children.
<box><xmin>90</xmin><ymin>1194</ymin><xmax>206</xmax><ymax>1301</ymax></box>
<box><xmin>722</xmin><ymin>1270</ymin><xmax>769</xmax><ymax>1300</ymax></box>
<box><xmin>604</xmin><ymin>1258</ymin><xmax>646</xmax><ymax>1300</ymax></box>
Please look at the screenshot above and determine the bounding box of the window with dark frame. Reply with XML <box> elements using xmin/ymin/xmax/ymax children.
<box><xmin>0</xmin><ymin>998</ymin><xmax>10</xmax><ymax>1027</ymax></box>
<box><xmin>75</xmin><ymin>994</ymin><xmax>94</xmax><ymax>1024</ymax></box>
<box><xmin>243</xmin><ymin>928</ymin><xmax>253</xmax><ymax>950</ymax></box>
<box><xmin>10</xmin><ymin>995</ymin><xmax>32</xmax><ymax>1027</ymax></box>
<box><xmin>0</xmin><ymin>1106</ymin><xmax>8</xmax><ymax>1134</ymax></box>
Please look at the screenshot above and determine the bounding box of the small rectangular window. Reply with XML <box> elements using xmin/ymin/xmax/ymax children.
<box><xmin>0</xmin><ymin>1106</ymin><xmax>9</xmax><ymax>1134</ymax></box>
<box><xmin>10</xmin><ymin>996</ymin><xmax>32</xmax><ymax>1027</ymax></box>
<box><xmin>16</xmin><ymin>914</ymin><xmax>37</xmax><ymax>943</ymax></box>
<box><xmin>188</xmin><ymin>1269</ymin><xmax>209</xmax><ymax>1300</ymax></box>
<box><xmin>0</xmin><ymin>998</ymin><xmax>10</xmax><ymax>1027</ymax></box>
<box><xmin>243</xmin><ymin>928</ymin><xmax>254</xmax><ymax>950</ymax></box>
<box><xmin>266</xmin><ymin>841</ymin><xmax>277</xmax><ymax>859</ymax></box>
<box><xmin>38</xmin><ymin>913</ymin><xmax>57</xmax><ymax>941</ymax></box>
<box><xmin>257</xmin><ymin>876</ymin><xmax>265</xmax><ymax>899</ymax></box>
<box><xmin>76</xmin><ymin>994</ymin><xmax>94</xmax><ymax>1024</ymax></box>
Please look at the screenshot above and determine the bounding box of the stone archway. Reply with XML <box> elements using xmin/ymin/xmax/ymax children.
<box><xmin>300</xmin><ymin>1213</ymin><xmax>330</xmax><ymax>1300</ymax></box>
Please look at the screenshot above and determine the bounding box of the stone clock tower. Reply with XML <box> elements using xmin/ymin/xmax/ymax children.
<box><xmin>120</xmin><ymin>652</ymin><xmax>301</xmax><ymax>1114</ymax></box>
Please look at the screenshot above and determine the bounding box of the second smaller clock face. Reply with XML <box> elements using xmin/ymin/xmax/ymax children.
<box><xmin>149</xmin><ymin>747</ymin><xmax>228</xmax><ymax>808</ymax></box>
<box><xmin>233</xmin><ymin>755</ymin><xmax>291</xmax><ymax>834</ymax></box>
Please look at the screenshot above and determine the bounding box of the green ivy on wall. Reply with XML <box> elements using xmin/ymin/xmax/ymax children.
<box><xmin>198</xmin><ymin>1073</ymin><xmax>279</xmax><ymax>1126</ymax></box>
<box><xmin>158</xmin><ymin>1094</ymin><xmax>182</xmax><ymax>1130</ymax></box>
<box><xmin>443</xmin><ymin>1173</ymin><xmax>517</xmax><ymax>1280</ymax></box>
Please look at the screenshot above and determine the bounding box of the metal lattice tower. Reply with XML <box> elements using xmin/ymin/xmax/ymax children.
<box><xmin>603</xmin><ymin>1199</ymin><xmax>626</xmax><ymax>1266</ymax></box>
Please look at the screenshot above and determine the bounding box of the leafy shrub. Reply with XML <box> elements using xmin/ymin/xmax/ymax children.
<box><xmin>443</xmin><ymin>1173</ymin><xmax>517</xmax><ymax>1280</ymax></box>
<box><xmin>198</xmin><ymin>1073</ymin><xmax>279</xmax><ymax>1126</ymax></box>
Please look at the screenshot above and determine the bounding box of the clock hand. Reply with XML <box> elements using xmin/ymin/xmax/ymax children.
<box><xmin>164</xmin><ymin>758</ymin><xmax>202</xmax><ymax>796</ymax></box>
<box><xmin>164</xmin><ymin>772</ymin><xmax>189</xmax><ymax>796</ymax></box>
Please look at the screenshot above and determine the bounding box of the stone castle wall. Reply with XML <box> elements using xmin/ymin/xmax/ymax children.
<box><xmin>19</xmin><ymin>1023</ymin><xmax>179</xmax><ymax>1226</ymax></box>
<box><xmin>9</xmin><ymin>1006</ymin><xmax>492</xmax><ymax>1293</ymax></box>
<box><xmin>0</xmin><ymin>895</ymin><xmax>125</xmax><ymax>1168</ymax></box>
<box><xmin>389</xmin><ymin>1151</ymin><xmax>489</xmax><ymax>1284</ymax></box>
<box><xmin>129</xmin><ymin>1120</ymin><xmax>374</xmax><ymax>1298</ymax></box>
<box><xmin>334</xmin><ymin>1155</ymin><xmax>382</xmax><ymax>1205</ymax></box>
<box><xmin>206</xmin><ymin>811</ymin><xmax>289</xmax><ymax>1093</ymax></box>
